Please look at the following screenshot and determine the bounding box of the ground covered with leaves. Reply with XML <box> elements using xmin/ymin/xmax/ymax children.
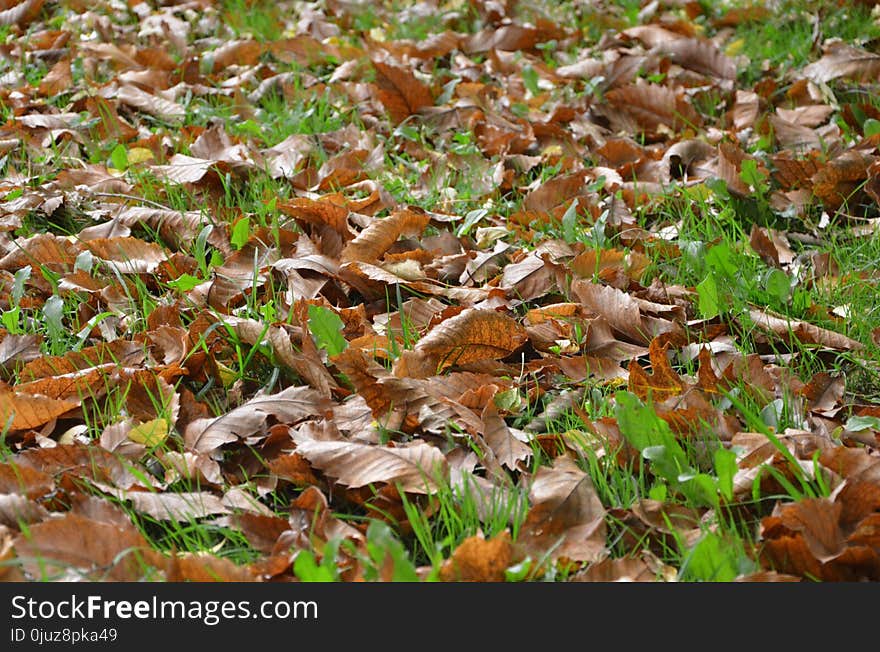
<box><xmin>1</xmin><ymin>0</ymin><xmax>880</xmax><ymax>582</ymax></box>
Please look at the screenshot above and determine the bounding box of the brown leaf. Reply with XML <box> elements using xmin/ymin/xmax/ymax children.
<box><xmin>150</xmin><ymin>154</ymin><xmax>214</xmax><ymax>184</ymax></box>
<box><xmin>523</xmin><ymin>172</ymin><xmax>587</xmax><ymax>214</ymax></box>
<box><xmin>280</xmin><ymin>485</ymin><xmax>366</xmax><ymax>557</ymax></box>
<box><xmin>748</xmin><ymin>308</ymin><xmax>863</xmax><ymax>351</ymax></box>
<box><xmin>572</xmin><ymin>554</ymin><xmax>668</xmax><ymax>582</ymax></box>
<box><xmin>439</xmin><ymin>532</ymin><xmax>513</xmax><ymax>581</ymax></box>
<box><xmin>13</xmin><ymin>513</ymin><xmax>163</xmax><ymax>580</ymax></box>
<box><xmin>278</xmin><ymin>197</ymin><xmax>353</xmax><ymax>240</ymax></box>
<box><xmin>38</xmin><ymin>58</ymin><xmax>72</xmax><ymax>96</ymax></box>
<box><xmin>210</xmin><ymin>39</ymin><xmax>264</xmax><ymax>70</ymax></box>
<box><xmin>15</xmin><ymin>444</ymin><xmax>140</xmax><ymax>489</ymax></box>
<box><xmin>293</xmin><ymin>439</ymin><xmax>447</xmax><ymax>494</ymax></box>
<box><xmin>0</xmin><ymin>334</ymin><xmax>42</xmax><ymax>374</ymax></box>
<box><xmin>0</xmin><ymin>462</ymin><xmax>53</xmax><ymax>499</ymax></box>
<box><xmin>605</xmin><ymin>84</ymin><xmax>700</xmax><ymax>137</ymax></box>
<box><xmin>185</xmin><ymin>385</ymin><xmax>332</xmax><ymax>454</ymax></box>
<box><xmin>84</xmin><ymin>236</ymin><xmax>168</xmax><ymax>274</ymax></box>
<box><xmin>113</xmin><ymin>489</ymin><xmax>230</xmax><ymax>522</ymax></box>
<box><xmin>480</xmin><ymin>401</ymin><xmax>531</xmax><ymax>470</ymax></box>
<box><xmin>341</xmin><ymin>208</ymin><xmax>431</xmax><ymax>264</ymax></box>
<box><xmin>116</xmin><ymin>84</ymin><xmax>185</xmax><ymax>122</ymax></box>
<box><xmin>571</xmin><ymin>279</ymin><xmax>650</xmax><ymax>345</ymax></box>
<box><xmin>749</xmin><ymin>226</ymin><xmax>794</xmax><ymax>268</ymax></box>
<box><xmin>166</xmin><ymin>553</ymin><xmax>259</xmax><ymax>581</ymax></box>
<box><xmin>518</xmin><ymin>456</ymin><xmax>606</xmax><ymax>563</ymax></box>
<box><xmin>0</xmin><ymin>233</ymin><xmax>79</xmax><ymax>272</ymax></box>
<box><xmin>268</xmin><ymin>452</ymin><xmax>321</xmax><ymax>488</ymax></box>
<box><xmin>802</xmin><ymin>42</ymin><xmax>880</xmax><ymax>84</ymax></box>
<box><xmin>812</xmin><ymin>150</ymin><xmax>874</xmax><ymax>210</ymax></box>
<box><xmin>628</xmin><ymin>337</ymin><xmax>685</xmax><ymax>402</ymax></box>
<box><xmin>18</xmin><ymin>340</ymin><xmax>144</xmax><ymax>382</ymax></box>
<box><xmin>372</xmin><ymin>60</ymin><xmax>434</xmax><ymax>125</ymax></box>
<box><xmin>227</xmin><ymin>513</ymin><xmax>289</xmax><ymax>554</ymax></box>
<box><xmin>0</xmin><ymin>0</ymin><xmax>44</xmax><ymax>27</ymax></box>
<box><xmin>0</xmin><ymin>390</ymin><xmax>78</xmax><ymax>431</ymax></box>
<box><xmin>0</xmin><ymin>494</ymin><xmax>48</xmax><ymax>528</ymax></box>
<box><xmin>653</xmin><ymin>38</ymin><xmax>736</xmax><ymax>80</ymax></box>
<box><xmin>392</xmin><ymin>308</ymin><xmax>527</xmax><ymax>378</ymax></box>
<box><xmin>800</xmin><ymin>372</ymin><xmax>845</xmax><ymax>413</ymax></box>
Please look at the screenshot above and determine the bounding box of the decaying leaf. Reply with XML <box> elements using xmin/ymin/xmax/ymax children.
<box><xmin>392</xmin><ymin>309</ymin><xmax>527</xmax><ymax>378</ymax></box>
<box><xmin>13</xmin><ymin>514</ymin><xmax>164</xmax><ymax>580</ymax></box>
<box><xmin>293</xmin><ymin>439</ymin><xmax>447</xmax><ymax>494</ymax></box>
<box><xmin>518</xmin><ymin>456</ymin><xmax>607</xmax><ymax>563</ymax></box>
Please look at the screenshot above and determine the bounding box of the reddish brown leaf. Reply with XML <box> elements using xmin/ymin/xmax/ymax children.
<box><xmin>341</xmin><ymin>208</ymin><xmax>431</xmax><ymax>264</ymax></box>
<box><xmin>802</xmin><ymin>42</ymin><xmax>880</xmax><ymax>84</ymax></box>
<box><xmin>653</xmin><ymin>37</ymin><xmax>736</xmax><ymax>80</ymax></box>
<box><xmin>166</xmin><ymin>553</ymin><xmax>259</xmax><ymax>582</ymax></box>
<box><xmin>605</xmin><ymin>84</ymin><xmax>700</xmax><ymax>137</ymax></box>
<box><xmin>0</xmin><ymin>0</ymin><xmax>44</xmax><ymax>27</ymax></box>
<box><xmin>0</xmin><ymin>390</ymin><xmax>78</xmax><ymax>431</ymax></box>
<box><xmin>628</xmin><ymin>338</ymin><xmax>685</xmax><ymax>402</ymax></box>
<box><xmin>38</xmin><ymin>58</ymin><xmax>72</xmax><ymax>96</ymax></box>
<box><xmin>0</xmin><ymin>462</ymin><xmax>53</xmax><ymax>499</ymax></box>
<box><xmin>480</xmin><ymin>401</ymin><xmax>531</xmax><ymax>470</ymax></box>
<box><xmin>392</xmin><ymin>308</ymin><xmax>527</xmax><ymax>378</ymax></box>
<box><xmin>372</xmin><ymin>60</ymin><xmax>434</xmax><ymax>125</ymax></box>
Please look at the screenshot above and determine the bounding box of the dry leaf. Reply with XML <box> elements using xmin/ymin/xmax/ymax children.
<box><xmin>392</xmin><ymin>309</ymin><xmax>527</xmax><ymax>378</ymax></box>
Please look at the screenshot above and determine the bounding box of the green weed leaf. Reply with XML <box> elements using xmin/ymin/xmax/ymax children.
<box><xmin>308</xmin><ymin>305</ymin><xmax>348</xmax><ymax>356</ymax></box>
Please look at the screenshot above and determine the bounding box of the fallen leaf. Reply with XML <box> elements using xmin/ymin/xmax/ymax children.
<box><xmin>293</xmin><ymin>439</ymin><xmax>447</xmax><ymax>494</ymax></box>
<box><xmin>392</xmin><ymin>308</ymin><xmax>527</xmax><ymax>378</ymax></box>
<box><xmin>439</xmin><ymin>532</ymin><xmax>513</xmax><ymax>581</ymax></box>
<box><xmin>13</xmin><ymin>513</ymin><xmax>163</xmax><ymax>580</ymax></box>
<box><xmin>518</xmin><ymin>456</ymin><xmax>606</xmax><ymax>563</ymax></box>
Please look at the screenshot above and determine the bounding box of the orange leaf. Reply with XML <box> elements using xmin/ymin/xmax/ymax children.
<box><xmin>439</xmin><ymin>532</ymin><xmax>513</xmax><ymax>581</ymax></box>
<box><xmin>341</xmin><ymin>208</ymin><xmax>431</xmax><ymax>264</ymax></box>
<box><xmin>0</xmin><ymin>390</ymin><xmax>78</xmax><ymax>431</ymax></box>
<box><xmin>627</xmin><ymin>337</ymin><xmax>685</xmax><ymax>402</ymax></box>
<box><xmin>372</xmin><ymin>60</ymin><xmax>434</xmax><ymax>125</ymax></box>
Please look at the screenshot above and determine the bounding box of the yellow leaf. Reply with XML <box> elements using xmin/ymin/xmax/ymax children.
<box><xmin>725</xmin><ymin>38</ymin><xmax>745</xmax><ymax>57</ymax></box>
<box><xmin>127</xmin><ymin>147</ymin><xmax>154</xmax><ymax>164</ymax></box>
<box><xmin>215</xmin><ymin>361</ymin><xmax>237</xmax><ymax>387</ymax></box>
<box><xmin>128</xmin><ymin>418</ymin><xmax>169</xmax><ymax>447</ymax></box>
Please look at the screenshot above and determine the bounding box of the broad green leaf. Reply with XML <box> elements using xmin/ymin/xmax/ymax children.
<box><xmin>763</xmin><ymin>268</ymin><xmax>790</xmax><ymax>303</ymax></box>
<box><xmin>230</xmin><ymin>216</ymin><xmax>250</xmax><ymax>250</ymax></box>
<box><xmin>615</xmin><ymin>392</ymin><xmax>689</xmax><ymax>483</ymax></box>
<box><xmin>457</xmin><ymin>208</ymin><xmax>487</xmax><ymax>237</ymax></box>
<box><xmin>739</xmin><ymin>158</ymin><xmax>768</xmax><ymax>194</ymax></box>
<box><xmin>522</xmin><ymin>65</ymin><xmax>539</xmax><ymax>96</ymax></box>
<box><xmin>864</xmin><ymin>118</ymin><xmax>880</xmax><ymax>137</ymax></box>
<box><xmin>680</xmin><ymin>532</ymin><xmax>741</xmax><ymax>582</ymax></box>
<box><xmin>704</xmin><ymin>243</ymin><xmax>738</xmax><ymax>277</ymax></box>
<box><xmin>561</xmin><ymin>199</ymin><xmax>579</xmax><ymax>244</ymax></box>
<box><xmin>714</xmin><ymin>447</ymin><xmax>738</xmax><ymax>502</ymax></box>
<box><xmin>110</xmin><ymin>143</ymin><xmax>128</xmax><ymax>171</ymax></box>
<box><xmin>844</xmin><ymin>414</ymin><xmax>880</xmax><ymax>432</ymax></box>
<box><xmin>364</xmin><ymin>521</ymin><xmax>419</xmax><ymax>582</ymax></box>
<box><xmin>293</xmin><ymin>550</ymin><xmax>337</xmax><ymax>582</ymax></box>
<box><xmin>696</xmin><ymin>273</ymin><xmax>719</xmax><ymax>319</ymax></box>
<box><xmin>308</xmin><ymin>305</ymin><xmax>348</xmax><ymax>356</ymax></box>
<box><xmin>167</xmin><ymin>274</ymin><xmax>203</xmax><ymax>292</ymax></box>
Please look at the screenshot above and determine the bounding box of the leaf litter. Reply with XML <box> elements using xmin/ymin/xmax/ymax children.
<box><xmin>0</xmin><ymin>0</ymin><xmax>878</xmax><ymax>582</ymax></box>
